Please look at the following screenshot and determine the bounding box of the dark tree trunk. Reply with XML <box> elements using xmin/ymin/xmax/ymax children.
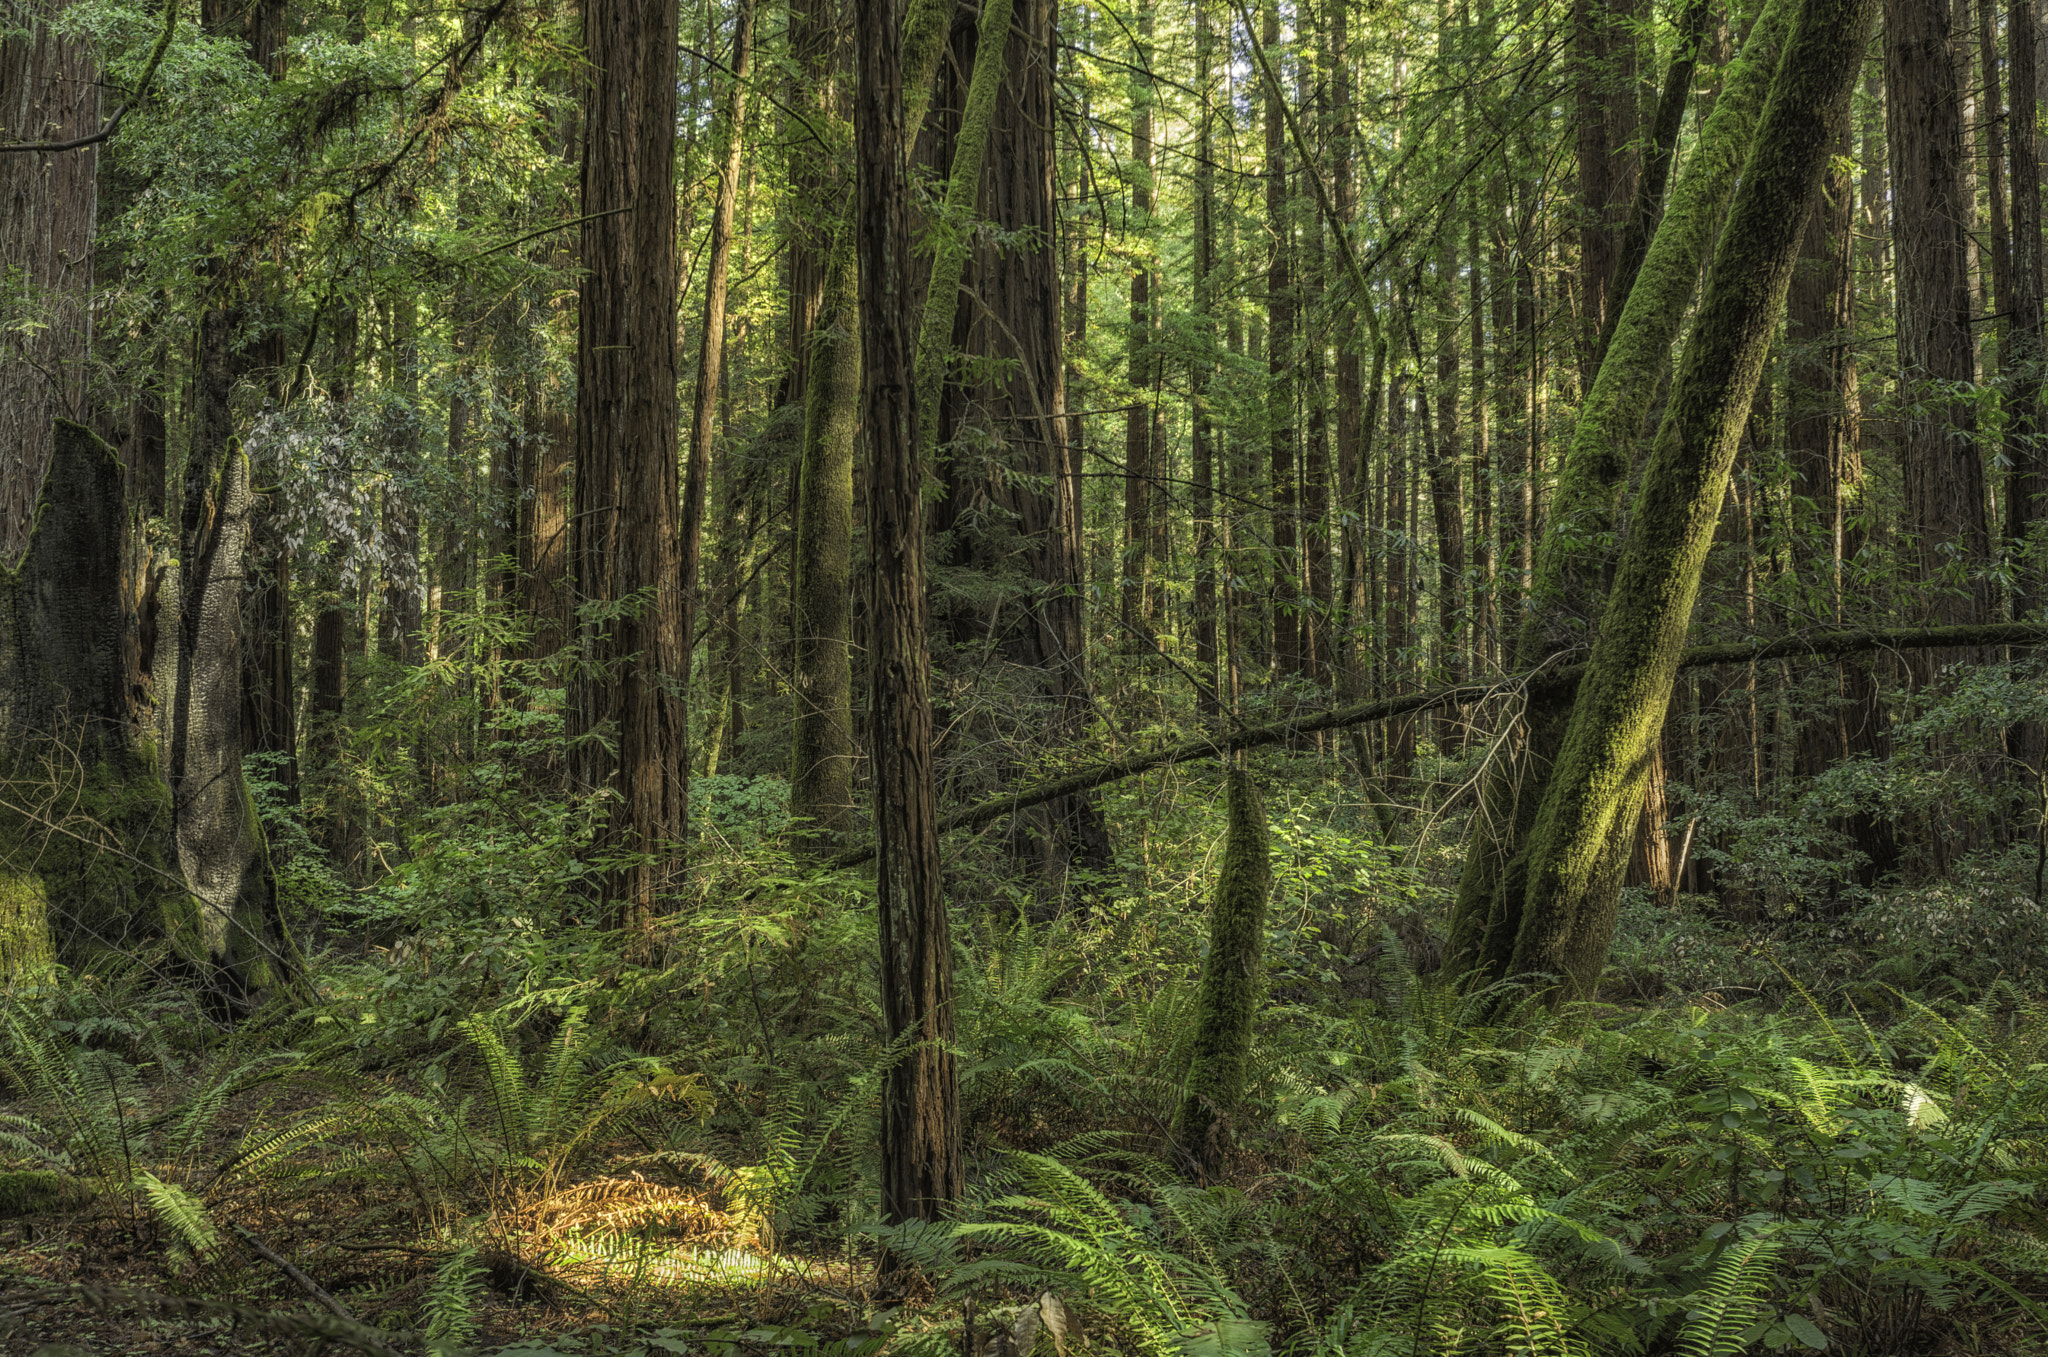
<box><xmin>858</xmin><ymin>0</ymin><xmax>961</xmax><ymax>1245</ymax></box>
<box><xmin>1887</xmin><ymin>0</ymin><xmax>1993</xmax><ymax>634</ymax></box>
<box><xmin>0</xmin><ymin>0</ymin><xmax>99</xmax><ymax>561</ymax></box>
<box><xmin>1192</xmin><ymin>0</ymin><xmax>1219</xmax><ymax>720</ymax></box>
<box><xmin>1264</xmin><ymin>0</ymin><xmax>1299</xmax><ymax>679</ymax></box>
<box><xmin>1122</xmin><ymin>16</ymin><xmax>1156</xmax><ymax>644</ymax></box>
<box><xmin>2011</xmin><ymin>0</ymin><xmax>2046</xmax><ymax>617</ymax></box>
<box><xmin>923</xmin><ymin>0</ymin><xmax>1112</xmax><ymax>895</ymax></box>
<box><xmin>1</xmin><ymin>425</ymin><xmax>186</xmax><ymax>978</ymax></box>
<box><xmin>571</xmin><ymin>0</ymin><xmax>687</xmax><ymax>928</ymax></box>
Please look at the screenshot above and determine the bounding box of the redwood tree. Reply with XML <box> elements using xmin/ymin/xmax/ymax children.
<box><xmin>570</xmin><ymin>0</ymin><xmax>686</xmax><ymax>927</ymax></box>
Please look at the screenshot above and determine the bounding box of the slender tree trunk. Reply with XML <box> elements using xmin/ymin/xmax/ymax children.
<box><xmin>858</xmin><ymin>0</ymin><xmax>960</xmax><ymax>1245</ymax></box>
<box><xmin>1123</xmin><ymin>13</ymin><xmax>1156</xmax><ymax>644</ymax></box>
<box><xmin>2012</xmin><ymin>0</ymin><xmax>2047</xmax><ymax>616</ymax></box>
<box><xmin>679</xmin><ymin>0</ymin><xmax>757</xmax><ymax>853</ymax></box>
<box><xmin>1193</xmin><ymin>0</ymin><xmax>1219</xmax><ymax>720</ymax></box>
<box><xmin>790</xmin><ymin>239</ymin><xmax>860</xmax><ymax>848</ymax></box>
<box><xmin>1265</xmin><ymin>0</ymin><xmax>1299</xmax><ymax>679</ymax></box>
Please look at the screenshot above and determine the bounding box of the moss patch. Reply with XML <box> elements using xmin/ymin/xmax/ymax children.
<box><xmin>0</xmin><ymin>869</ymin><xmax>52</xmax><ymax>978</ymax></box>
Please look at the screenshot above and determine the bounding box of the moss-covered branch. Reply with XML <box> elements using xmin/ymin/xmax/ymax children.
<box><xmin>824</xmin><ymin>622</ymin><xmax>2048</xmax><ymax>869</ymax></box>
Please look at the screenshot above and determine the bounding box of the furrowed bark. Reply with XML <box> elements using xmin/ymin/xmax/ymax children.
<box><xmin>570</xmin><ymin>0</ymin><xmax>686</xmax><ymax>928</ymax></box>
<box><xmin>789</xmin><ymin>234</ymin><xmax>860</xmax><ymax>850</ymax></box>
<box><xmin>859</xmin><ymin>0</ymin><xmax>962</xmax><ymax>1251</ymax></box>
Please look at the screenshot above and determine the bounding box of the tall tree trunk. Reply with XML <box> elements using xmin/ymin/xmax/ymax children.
<box><xmin>790</xmin><ymin>236</ymin><xmax>860</xmax><ymax>848</ymax></box>
<box><xmin>571</xmin><ymin>0</ymin><xmax>686</xmax><ymax>928</ymax></box>
<box><xmin>859</xmin><ymin>0</ymin><xmax>960</xmax><ymax>1246</ymax></box>
<box><xmin>1264</xmin><ymin>0</ymin><xmax>1299</xmax><ymax>679</ymax></box>
<box><xmin>1123</xmin><ymin>12</ymin><xmax>1156</xmax><ymax>644</ymax></box>
<box><xmin>680</xmin><ymin>0</ymin><xmax>757</xmax><ymax>850</ymax></box>
<box><xmin>1193</xmin><ymin>0</ymin><xmax>1219</xmax><ymax>720</ymax></box>
<box><xmin>0</xmin><ymin>0</ymin><xmax>99</xmax><ymax>560</ymax></box>
<box><xmin>1888</xmin><ymin>0</ymin><xmax>1993</xmax><ymax>636</ymax></box>
<box><xmin>2012</xmin><ymin>0</ymin><xmax>2047</xmax><ymax>617</ymax></box>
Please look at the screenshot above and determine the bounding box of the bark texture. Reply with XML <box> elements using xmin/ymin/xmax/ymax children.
<box><xmin>1886</xmin><ymin>0</ymin><xmax>1992</xmax><ymax>629</ymax></box>
<box><xmin>1177</xmin><ymin>767</ymin><xmax>1271</xmax><ymax>1181</ymax></box>
<box><xmin>0</xmin><ymin>424</ymin><xmax>184</xmax><ymax>977</ymax></box>
<box><xmin>859</xmin><ymin>0</ymin><xmax>961</xmax><ymax>1239</ymax></box>
<box><xmin>1446</xmin><ymin>0</ymin><xmax>1795</xmax><ymax>982</ymax></box>
<box><xmin>0</xmin><ymin>0</ymin><xmax>98</xmax><ymax>561</ymax></box>
<box><xmin>571</xmin><ymin>0</ymin><xmax>686</xmax><ymax>926</ymax></box>
<box><xmin>789</xmin><ymin>236</ymin><xmax>860</xmax><ymax>848</ymax></box>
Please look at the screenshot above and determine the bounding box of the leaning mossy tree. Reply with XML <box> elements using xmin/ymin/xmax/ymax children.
<box><xmin>1177</xmin><ymin>765</ymin><xmax>1272</xmax><ymax>1180</ymax></box>
<box><xmin>1448</xmin><ymin>0</ymin><xmax>1881</xmax><ymax>999</ymax></box>
<box><xmin>1444</xmin><ymin>0</ymin><xmax>1795</xmax><ymax>988</ymax></box>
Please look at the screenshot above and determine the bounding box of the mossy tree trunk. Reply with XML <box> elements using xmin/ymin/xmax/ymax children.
<box><xmin>1445</xmin><ymin>0</ymin><xmax>1796</xmax><ymax>985</ymax></box>
<box><xmin>163</xmin><ymin>376</ymin><xmax>298</xmax><ymax>1011</ymax></box>
<box><xmin>1178</xmin><ymin>767</ymin><xmax>1272</xmax><ymax>1181</ymax></box>
<box><xmin>922</xmin><ymin>0</ymin><xmax>1114</xmax><ymax>901</ymax></box>
<box><xmin>1491</xmin><ymin>0</ymin><xmax>1880</xmax><ymax>999</ymax></box>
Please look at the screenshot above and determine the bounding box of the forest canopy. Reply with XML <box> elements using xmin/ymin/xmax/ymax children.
<box><xmin>3</xmin><ymin>0</ymin><xmax>2048</xmax><ymax>1348</ymax></box>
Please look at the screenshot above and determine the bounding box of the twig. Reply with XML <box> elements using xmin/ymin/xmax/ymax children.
<box><xmin>231</xmin><ymin>1222</ymin><xmax>363</xmax><ymax>1326</ymax></box>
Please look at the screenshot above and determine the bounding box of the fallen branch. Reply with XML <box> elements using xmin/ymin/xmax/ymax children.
<box><xmin>828</xmin><ymin>621</ymin><xmax>2048</xmax><ymax>869</ymax></box>
<box><xmin>231</xmin><ymin>1223</ymin><xmax>365</xmax><ymax>1328</ymax></box>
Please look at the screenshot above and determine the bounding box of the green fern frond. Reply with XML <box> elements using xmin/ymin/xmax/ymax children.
<box><xmin>210</xmin><ymin>1114</ymin><xmax>351</xmax><ymax>1192</ymax></box>
<box><xmin>423</xmin><ymin>1243</ymin><xmax>484</xmax><ymax>1349</ymax></box>
<box><xmin>1674</xmin><ymin>1233</ymin><xmax>1782</xmax><ymax>1357</ymax></box>
<box><xmin>459</xmin><ymin>1014</ymin><xmax>531</xmax><ymax>1158</ymax></box>
<box><xmin>136</xmin><ymin>1170</ymin><xmax>218</xmax><ymax>1260</ymax></box>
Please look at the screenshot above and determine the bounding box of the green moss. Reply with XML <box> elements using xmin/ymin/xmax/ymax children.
<box><xmin>0</xmin><ymin>870</ymin><xmax>52</xmax><ymax>978</ymax></box>
<box><xmin>912</xmin><ymin>0</ymin><xmax>1018</xmax><ymax>458</ymax></box>
<box><xmin>1448</xmin><ymin>0</ymin><xmax>1797</xmax><ymax>989</ymax></box>
<box><xmin>1177</xmin><ymin>767</ymin><xmax>1272</xmax><ymax>1178</ymax></box>
<box><xmin>0</xmin><ymin>1169</ymin><xmax>92</xmax><ymax>1214</ymax></box>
